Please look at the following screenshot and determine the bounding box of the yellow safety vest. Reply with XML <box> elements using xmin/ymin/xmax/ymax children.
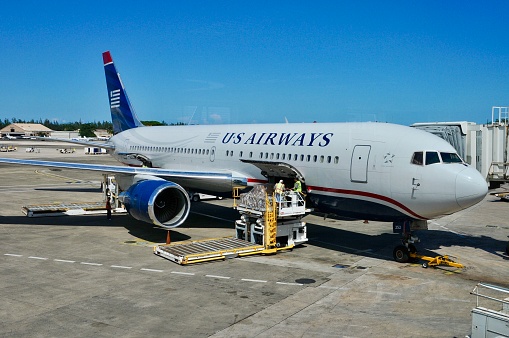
<box><xmin>275</xmin><ymin>182</ymin><xmax>284</xmax><ymax>194</ymax></box>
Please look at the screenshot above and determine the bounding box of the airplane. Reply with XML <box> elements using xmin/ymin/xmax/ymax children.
<box><xmin>0</xmin><ymin>51</ymin><xmax>488</xmax><ymax>262</ymax></box>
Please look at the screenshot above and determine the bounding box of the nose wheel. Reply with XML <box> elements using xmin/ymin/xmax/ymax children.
<box><xmin>393</xmin><ymin>232</ymin><xmax>419</xmax><ymax>263</ymax></box>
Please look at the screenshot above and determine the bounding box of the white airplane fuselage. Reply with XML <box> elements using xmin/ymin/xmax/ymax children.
<box><xmin>109</xmin><ymin>121</ymin><xmax>488</xmax><ymax>222</ymax></box>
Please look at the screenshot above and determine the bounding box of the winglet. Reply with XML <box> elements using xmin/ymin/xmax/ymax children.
<box><xmin>102</xmin><ymin>51</ymin><xmax>144</xmax><ymax>134</ymax></box>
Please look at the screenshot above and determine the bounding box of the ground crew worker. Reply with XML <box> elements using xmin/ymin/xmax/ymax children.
<box><xmin>274</xmin><ymin>180</ymin><xmax>285</xmax><ymax>203</ymax></box>
<box><xmin>293</xmin><ymin>178</ymin><xmax>302</xmax><ymax>193</ymax></box>
<box><xmin>106</xmin><ymin>198</ymin><xmax>112</xmax><ymax>220</ymax></box>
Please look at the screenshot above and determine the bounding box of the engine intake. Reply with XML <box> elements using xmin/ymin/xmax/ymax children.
<box><xmin>119</xmin><ymin>180</ymin><xmax>190</xmax><ymax>228</ymax></box>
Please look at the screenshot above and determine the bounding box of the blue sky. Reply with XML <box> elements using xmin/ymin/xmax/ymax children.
<box><xmin>1</xmin><ymin>1</ymin><xmax>508</xmax><ymax>126</ymax></box>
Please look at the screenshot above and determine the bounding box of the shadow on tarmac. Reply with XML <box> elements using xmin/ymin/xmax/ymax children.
<box><xmin>1</xmin><ymin>201</ymin><xmax>507</xmax><ymax>263</ymax></box>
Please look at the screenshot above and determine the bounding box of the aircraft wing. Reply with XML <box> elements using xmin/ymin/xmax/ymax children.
<box><xmin>35</xmin><ymin>137</ymin><xmax>115</xmax><ymax>149</ymax></box>
<box><xmin>0</xmin><ymin>158</ymin><xmax>232</xmax><ymax>181</ymax></box>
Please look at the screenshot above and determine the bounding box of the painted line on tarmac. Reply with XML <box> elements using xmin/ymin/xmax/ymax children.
<box><xmin>3</xmin><ymin>252</ymin><xmax>306</xmax><ymax>288</ymax></box>
<box><xmin>141</xmin><ymin>268</ymin><xmax>164</xmax><ymax>273</ymax></box>
<box><xmin>111</xmin><ymin>265</ymin><xmax>132</xmax><ymax>269</ymax></box>
<box><xmin>171</xmin><ymin>271</ymin><xmax>195</xmax><ymax>276</ymax></box>
<box><xmin>28</xmin><ymin>256</ymin><xmax>48</xmax><ymax>260</ymax></box>
<box><xmin>205</xmin><ymin>274</ymin><xmax>231</xmax><ymax>279</ymax></box>
<box><xmin>241</xmin><ymin>278</ymin><xmax>267</xmax><ymax>283</ymax></box>
<box><xmin>54</xmin><ymin>259</ymin><xmax>76</xmax><ymax>263</ymax></box>
<box><xmin>276</xmin><ymin>281</ymin><xmax>303</xmax><ymax>286</ymax></box>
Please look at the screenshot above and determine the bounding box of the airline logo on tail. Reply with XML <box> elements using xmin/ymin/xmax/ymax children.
<box><xmin>110</xmin><ymin>89</ymin><xmax>121</xmax><ymax>109</ymax></box>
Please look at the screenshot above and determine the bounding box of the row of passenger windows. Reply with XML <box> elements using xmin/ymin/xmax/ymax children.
<box><xmin>411</xmin><ymin>151</ymin><xmax>463</xmax><ymax>166</ymax></box>
<box><xmin>130</xmin><ymin>145</ymin><xmax>210</xmax><ymax>155</ymax></box>
<box><xmin>129</xmin><ymin>145</ymin><xmax>340</xmax><ymax>164</ymax></box>
<box><xmin>226</xmin><ymin>150</ymin><xmax>340</xmax><ymax>164</ymax></box>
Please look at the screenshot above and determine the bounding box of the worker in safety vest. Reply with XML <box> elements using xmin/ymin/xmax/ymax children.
<box><xmin>274</xmin><ymin>180</ymin><xmax>285</xmax><ymax>202</ymax></box>
<box><xmin>293</xmin><ymin>178</ymin><xmax>302</xmax><ymax>193</ymax></box>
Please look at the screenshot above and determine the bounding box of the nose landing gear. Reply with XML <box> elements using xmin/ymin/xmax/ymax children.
<box><xmin>392</xmin><ymin>222</ymin><xmax>464</xmax><ymax>269</ymax></box>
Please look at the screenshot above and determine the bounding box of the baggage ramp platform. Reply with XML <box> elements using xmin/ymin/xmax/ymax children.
<box><xmin>154</xmin><ymin>237</ymin><xmax>265</xmax><ymax>265</ymax></box>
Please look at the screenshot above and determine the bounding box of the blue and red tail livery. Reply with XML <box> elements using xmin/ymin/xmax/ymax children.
<box><xmin>102</xmin><ymin>51</ymin><xmax>144</xmax><ymax>134</ymax></box>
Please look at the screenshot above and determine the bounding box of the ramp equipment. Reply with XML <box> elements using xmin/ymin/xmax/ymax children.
<box><xmin>153</xmin><ymin>237</ymin><xmax>265</xmax><ymax>265</ymax></box>
<box><xmin>470</xmin><ymin>282</ymin><xmax>509</xmax><ymax>338</ymax></box>
<box><xmin>154</xmin><ymin>185</ymin><xmax>309</xmax><ymax>265</ymax></box>
<box><xmin>22</xmin><ymin>201</ymin><xmax>107</xmax><ymax>217</ymax></box>
<box><xmin>22</xmin><ymin>174</ymin><xmax>124</xmax><ymax>218</ymax></box>
<box><xmin>409</xmin><ymin>252</ymin><xmax>464</xmax><ymax>269</ymax></box>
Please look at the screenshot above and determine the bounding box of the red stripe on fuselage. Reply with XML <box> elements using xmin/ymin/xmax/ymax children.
<box><xmin>307</xmin><ymin>185</ymin><xmax>426</xmax><ymax>219</ymax></box>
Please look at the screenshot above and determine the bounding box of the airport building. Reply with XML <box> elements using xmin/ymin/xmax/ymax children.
<box><xmin>0</xmin><ymin>123</ymin><xmax>53</xmax><ymax>138</ymax></box>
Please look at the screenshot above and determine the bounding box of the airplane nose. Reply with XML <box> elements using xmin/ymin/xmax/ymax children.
<box><xmin>456</xmin><ymin>166</ymin><xmax>488</xmax><ymax>209</ymax></box>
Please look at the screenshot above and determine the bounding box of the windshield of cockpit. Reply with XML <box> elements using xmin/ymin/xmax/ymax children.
<box><xmin>411</xmin><ymin>151</ymin><xmax>463</xmax><ymax>165</ymax></box>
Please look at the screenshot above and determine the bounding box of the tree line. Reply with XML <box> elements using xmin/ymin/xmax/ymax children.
<box><xmin>0</xmin><ymin>118</ymin><xmax>185</xmax><ymax>137</ymax></box>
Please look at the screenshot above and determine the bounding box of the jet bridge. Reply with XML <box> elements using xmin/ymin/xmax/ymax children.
<box><xmin>154</xmin><ymin>185</ymin><xmax>309</xmax><ymax>265</ymax></box>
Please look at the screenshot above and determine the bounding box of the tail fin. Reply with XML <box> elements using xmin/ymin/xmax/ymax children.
<box><xmin>102</xmin><ymin>51</ymin><xmax>144</xmax><ymax>134</ymax></box>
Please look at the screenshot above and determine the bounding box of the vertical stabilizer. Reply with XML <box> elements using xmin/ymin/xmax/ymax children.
<box><xmin>103</xmin><ymin>51</ymin><xmax>144</xmax><ymax>134</ymax></box>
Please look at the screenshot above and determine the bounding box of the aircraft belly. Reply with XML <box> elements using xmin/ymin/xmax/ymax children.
<box><xmin>309</xmin><ymin>193</ymin><xmax>409</xmax><ymax>221</ymax></box>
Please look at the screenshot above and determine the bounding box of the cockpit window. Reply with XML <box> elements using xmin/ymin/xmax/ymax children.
<box><xmin>425</xmin><ymin>151</ymin><xmax>440</xmax><ymax>165</ymax></box>
<box><xmin>440</xmin><ymin>152</ymin><xmax>463</xmax><ymax>163</ymax></box>
<box><xmin>411</xmin><ymin>152</ymin><xmax>423</xmax><ymax>165</ymax></box>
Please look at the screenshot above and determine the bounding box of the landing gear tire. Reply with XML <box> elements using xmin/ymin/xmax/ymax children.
<box><xmin>422</xmin><ymin>262</ymin><xmax>428</xmax><ymax>269</ymax></box>
<box><xmin>393</xmin><ymin>245</ymin><xmax>410</xmax><ymax>263</ymax></box>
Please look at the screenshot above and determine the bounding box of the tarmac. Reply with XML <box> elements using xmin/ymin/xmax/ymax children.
<box><xmin>0</xmin><ymin>139</ymin><xmax>508</xmax><ymax>337</ymax></box>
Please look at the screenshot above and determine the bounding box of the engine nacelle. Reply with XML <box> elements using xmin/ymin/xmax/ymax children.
<box><xmin>119</xmin><ymin>180</ymin><xmax>190</xmax><ymax>228</ymax></box>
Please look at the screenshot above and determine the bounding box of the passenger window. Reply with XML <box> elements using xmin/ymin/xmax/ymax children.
<box><xmin>320</xmin><ymin>155</ymin><xmax>324</xmax><ymax>163</ymax></box>
<box><xmin>425</xmin><ymin>151</ymin><xmax>440</xmax><ymax>165</ymax></box>
<box><xmin>411</xmin><ymin>152</ymin><xmax>423</xmax><ymax>165</ymax></box>
<box><xmin>327</xmin><ymin>156</ymin><xmax>331</xmax><ymax>163</ymax></box>
<box><xmin>334</xmin><ymin>156</ymin><xmax>339</xmax><ymax>164</ymax></box>
<box><xmin>440</xmin><ymin>152</ymin><xmax>462</xmax><ymax>163</ymax></box>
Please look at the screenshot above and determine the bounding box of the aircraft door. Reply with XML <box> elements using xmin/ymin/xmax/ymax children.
<box><xmin>209</xmin><ymin>146</ymin><xmax>216</xmax><ymax>162</ymax></box>
<box><xmin>350</xmin><ymin>145</ymin><xmax>371</xmax><ymax>183</ymax></box>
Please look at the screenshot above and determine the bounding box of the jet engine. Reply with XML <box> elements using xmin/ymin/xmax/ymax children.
<box><xmin>118</xmin><ymin>180</ymin><xmax>190</xmax><ymax>228</ymax></box>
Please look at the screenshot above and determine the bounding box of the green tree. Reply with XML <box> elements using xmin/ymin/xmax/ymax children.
<box><xmin>79</xmin><ymin>123</ymin><xmax>96</xmax><ymax>138</ymax></box>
